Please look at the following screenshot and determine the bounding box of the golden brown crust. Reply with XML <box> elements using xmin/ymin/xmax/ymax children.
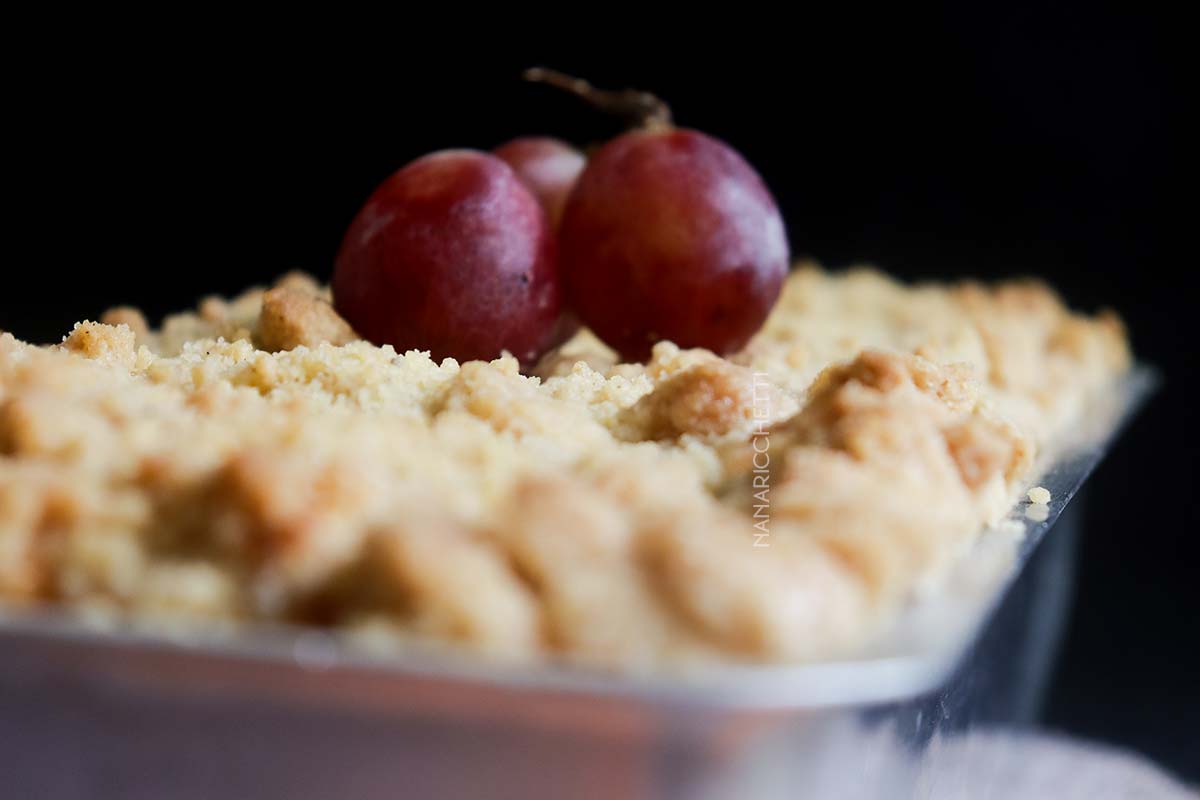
<box><xmin>255</xmin><ymin>288</ymin><xmax>359</xmax><ymax>353</ymax></box>
<box><xmin>61</xmin><ymin>321</ymin><xmax>138</xmax><ymax>368</ymax></box>
<box><xmin>615</xmin><ymin>350</ymin><xmax>798</xmax><ymax>442</ymax></box>
<box><xmin>0</xmin><ymin>266</ymin><xmax>1131</xmax><ymax>668</ymax></box>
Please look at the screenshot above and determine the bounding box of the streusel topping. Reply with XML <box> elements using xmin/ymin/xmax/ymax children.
<box><xmin>0</xmin><ymin>265</ymin><xmax>1129</xmax><ymax>668</ymax></box>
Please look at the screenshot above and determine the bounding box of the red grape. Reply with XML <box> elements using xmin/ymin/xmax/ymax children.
<box><xmin>559</xmin><ymin>129</ymin><xmax>788</xmax><ymax>362</ymax></box>
<box><xmin>332</xmin><ymin>150</ymin><xmax>561</xmax><ymax>366</ymax></box>
<box><xmin>493</xmin><ymin>137</ymin><xmax>586</xmax><ymax>229</ymax></box>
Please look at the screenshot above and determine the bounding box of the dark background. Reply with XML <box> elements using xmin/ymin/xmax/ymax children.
<box><xmin>4</xmin><ymin>10</ymin><xmax>1194</xmax><ymax>782</ymax></box>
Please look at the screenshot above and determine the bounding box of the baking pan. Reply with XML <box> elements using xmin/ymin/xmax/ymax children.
<box><xmin>0</xmin><ymin>367</ymin><xmax>1157</xmax><ymax>799</ymax></box>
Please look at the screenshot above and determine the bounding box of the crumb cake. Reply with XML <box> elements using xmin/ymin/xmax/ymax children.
<box><xmin>0</xmin><ymin>266</ymin><xmax>1129</xmax><ymax>669</ymax></box>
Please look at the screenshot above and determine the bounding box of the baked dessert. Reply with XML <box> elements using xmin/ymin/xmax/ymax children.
<box><xmin>0</xmin><ymin>266</ymin><xmax>1129</xmax><ymax>669</ymax></box>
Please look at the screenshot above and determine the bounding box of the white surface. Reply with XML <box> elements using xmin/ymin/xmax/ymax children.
<box><xmin>918</xmin><ymin>730</ymin><xmax>1196</xmax><ymax>800</ymax></box>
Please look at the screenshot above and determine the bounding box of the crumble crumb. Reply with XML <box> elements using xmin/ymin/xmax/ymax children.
<box><xmin>1027</xmin><ymin>486</ymin><xmax>1052</xmax><ymax>504</ymax></box>
<box><xmin>255</xmin><ymin>287</ymin><xmax>359</xmax><ymax>353</ymax></box>
<box><xmin>1025</xmin><ymin>503</ymin><xmax>1051</xmax><ymax>523</ymax></box>
<box><xmin>0</xmin><ymin>265</ymin><xmax>1131</xmax><ymax>669</ymax></box>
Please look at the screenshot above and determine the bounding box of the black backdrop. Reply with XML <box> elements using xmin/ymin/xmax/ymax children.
<box><xmin>4</xmin><ymin>10</ymin><xmax>1195</xmax><ymax>781</ymax></box>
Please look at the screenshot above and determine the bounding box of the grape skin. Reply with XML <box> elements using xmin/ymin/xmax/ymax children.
<box><xmin>494</xmin><ymin>136</ymin><xmax>586</xmax><ymax>229</ymax></box>
<box><xmin>333</xmin><ymin>150</ymin><xmax>561</xmax><ymax>366</ymax></box>
<box><xmin>559</xmin><ymin>129</ymin><xmax>788</xmax><ymax>363</ymax></box>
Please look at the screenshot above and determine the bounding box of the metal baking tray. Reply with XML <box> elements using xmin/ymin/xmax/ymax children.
<box><xmin>0</xmin><ymin>368</ymin><xmax>1157</xmax><ymax>799</ymax></box>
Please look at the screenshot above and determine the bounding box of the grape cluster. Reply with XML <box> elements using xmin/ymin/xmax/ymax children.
<box><xmin>333</xmin><ymin>73</ymin><xmax>788</xmax><ymax>366</ymax></box>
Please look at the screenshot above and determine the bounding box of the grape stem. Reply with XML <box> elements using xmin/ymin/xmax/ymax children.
<box><xmin>523</xmin><ymin>67</ymin><xmax>673</xmax><ymax>131</ymax></box>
